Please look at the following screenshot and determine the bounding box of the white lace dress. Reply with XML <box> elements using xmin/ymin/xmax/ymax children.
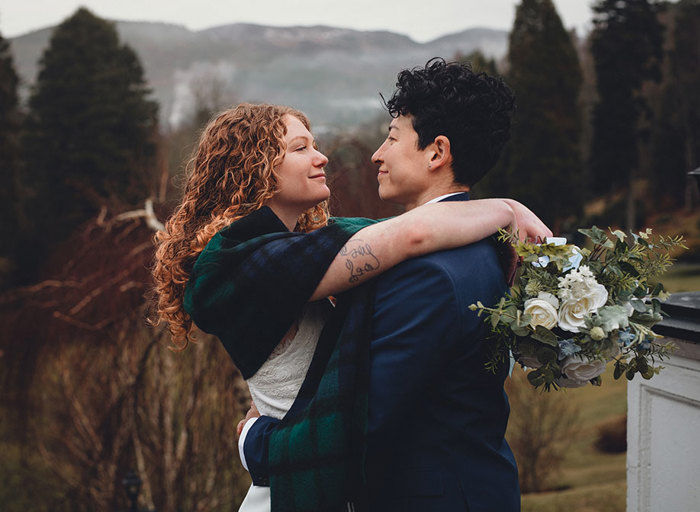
<box><xmin>238</xmin><ymin>302</ymin><xmax>328</xmax><ymax>512</ymax></box>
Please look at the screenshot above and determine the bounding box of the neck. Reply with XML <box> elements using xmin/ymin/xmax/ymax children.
<box><xmin>404</xmin><ymin>184</ymin><xmax>470</xmax><ymax>210</ymax></box>
<box><xmin>267</xmin><ymin>204</ymin><xmax>301</xmax><ymax>231</ymax></box>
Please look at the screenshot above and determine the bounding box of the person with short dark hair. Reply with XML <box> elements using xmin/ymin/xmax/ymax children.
<box><xmin>239</xmin><ymin>59</ymin><xmax>530</xmax><ymax>512</ymax></box>
<box><xmin>366</xmin><ymin>57</ymin><xmax>521</xmax><ymax>511</ymax></box>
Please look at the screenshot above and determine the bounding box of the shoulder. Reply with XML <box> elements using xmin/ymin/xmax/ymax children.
<box><xmin>382</xmin><ymin>238</ymin><xmax>503</xmax><ymax>289</ymax></box>
<box><xmin>375</xmin><ymin>239</ymin><xmax>506</xmax><ymax>330</ymax></box>
<box><xmin>329</xmin><ymin>216</ymin><xmax>381</xmax><ymax>230</ymax></box>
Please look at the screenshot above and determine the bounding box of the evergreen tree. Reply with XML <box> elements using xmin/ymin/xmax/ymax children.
<box><xmin>23</xmin><ymin>8</ymin><xmax>158</xmax><ymax>253</ymax></box>
<box><xmin>650</xmin><ymin>0</ymin><xmax>700</xmax><ymax>209</ymax></box>
<box><xmin>477</xmin><ymin>0</ymin><xmax>583</xmax><ymax>230</ymax></box>
<box><xmin>589</xmin><ymin>0</ymin><xmax>663</xmax><ymax>209</ymax></box>
<box><xmin>455</xmin><ymin>49</ymin><xmax>498</xmax><ymax>76</ymax></box>
<box><xmin>0</xmin><ymin>29</ymin><xmax>21</xmax><ymax>288</ymax></box>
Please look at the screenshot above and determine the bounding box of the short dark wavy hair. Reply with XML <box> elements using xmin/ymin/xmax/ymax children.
<box><xmin>384</xmin><ymin>57</ymin><xmax>515</xmax><ymax>187</ymax></box>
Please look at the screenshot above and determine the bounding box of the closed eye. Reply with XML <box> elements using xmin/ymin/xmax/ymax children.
<box><xmin>295</xmin><ymin>145</ymin><xmax>307</xmax><ymax>152</ymax></box>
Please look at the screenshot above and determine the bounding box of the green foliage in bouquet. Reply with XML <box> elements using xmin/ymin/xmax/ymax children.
<box><xmin>470</xmin><ymin>227</ymin><xmax>687</xmax><ymax>390</ymax></box>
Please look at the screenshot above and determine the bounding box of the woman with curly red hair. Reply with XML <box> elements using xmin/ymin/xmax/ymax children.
<box><xmin>152</xmin><ymin>102</ymin><xmax>549</xmax><ymax>511</ymax></box>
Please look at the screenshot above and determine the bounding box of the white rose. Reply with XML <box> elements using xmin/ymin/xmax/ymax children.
<box><xmin>523</xmin><ymin>292</ymin><xmax>559</xmax><ymax>329</ymax></box>
<box><xmin>558</xmin><ymin>298</ymin><xmax>593</xmax><ymax>332</ymax></box>
<box><xmin>588</xmin><ymin>283</ymin><xmax>609</xmax><ymax>310</ymax></box>
<box><xmin>560</xmin><ymin>355</ymin><xmax>607</xmax><ymax>386</ymax></box>
<box><xmin>558</xmin><ymin>284</ymin><xmax>609</xmax><ymax>333</ymax></box>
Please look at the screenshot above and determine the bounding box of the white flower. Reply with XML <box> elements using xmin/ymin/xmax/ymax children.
<box><xmin>589</xmin><ymin>326</ymin><xmax>606</xmax><ymax>340</ymax></box>
<box><xmin>558</xmin><ymin>297</ymin><xmax>594</xmax><ymax>332</ymax></box>
<box><xmin>556</xmin><ymin>266</ymin><xmax>608</xmax><ymax>332</ymax></box>
<box><xmin>557</xmin><ymin>265</ymin><xmax>607</xmax><ymax>303</ymax></box>
<box><xmin>523</xmin><ymin>292</ymin><xmax>560</xmax><ymax>329</ymax></box>
<box><xmin>559</xmin><ymin>355</ymin><xmax>607</xmax><ymax>387</ymax></box>
<box><xmin>622</xmin><ymin>301</ymin><xmax>635</xmax><ymax>317</ymax></box>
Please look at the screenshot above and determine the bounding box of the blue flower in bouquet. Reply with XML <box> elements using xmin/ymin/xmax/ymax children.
<box><xmin>563</xmin><ymin>248</ymin><xmax>583</xmax><ymax>272</ymax></box>
<box><xmin>618</xmin><ymin>328</ymin><xmax>636</xmax><ymax>347</ymax></box>
<box><xmin>639</xmin><ymin>336</ymin><xmax>653</xmax><ymax>351</ymax></box>
<box><xmin>558</xmin><ymin>339</ymin><xmax>581</xmax><ymax>360</ymax></box>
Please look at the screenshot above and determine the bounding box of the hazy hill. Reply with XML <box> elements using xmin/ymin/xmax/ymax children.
<box><xmin>10</xmin><ymin>21</ymin><xmax>508</xmax><ymax>130</ymax></box>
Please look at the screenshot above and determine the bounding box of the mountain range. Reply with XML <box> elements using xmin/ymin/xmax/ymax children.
<box><xmin>10</xmin><ymin>21</ymin><xmax>508</xmax><ymax>130</ymax></box>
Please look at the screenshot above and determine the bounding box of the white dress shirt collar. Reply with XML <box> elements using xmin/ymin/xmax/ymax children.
<box><xmin>423</xmin><ymin>192</ymin><xmax>467</xmax><ymax>205</ymax></box>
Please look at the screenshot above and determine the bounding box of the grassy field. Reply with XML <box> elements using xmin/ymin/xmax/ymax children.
<box><xmin>519</xmin><ymin>262</ymin><xmax>700</xmax><ymax>512</ymax></box>
<box><xmin>519</xmin><ymin>365</ymin><xmax>628</xmax><ymax>512</ymax></box>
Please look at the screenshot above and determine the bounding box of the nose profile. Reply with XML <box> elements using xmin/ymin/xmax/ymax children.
<box><xmin>315</xmin><ymin>149</ymin><xmax>329</xmax><ymax>167</ymax></box>
<box><xmin>372</xmin><ymin>146</ymin><xmax>383</xmax><ymax>164</ymax></box>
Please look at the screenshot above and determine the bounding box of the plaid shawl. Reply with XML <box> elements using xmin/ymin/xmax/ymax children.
<box><xmin>184</xmin><ymin>206</ymin><xmax>378</xmax><ymax>511</ymax></box>
<box><xmin>184</xmin><ymin>206</ymin><xmax>375</xmax><ymax>379</ymax></box>
<box><xmin>268</xmin><ymin>282</ymin><xmax>375</xmax><ymax>512</ymax></box>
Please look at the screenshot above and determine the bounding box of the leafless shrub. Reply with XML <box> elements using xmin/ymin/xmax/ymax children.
<box><xmin>505</xmin><ymin>367</ymin><xmax>580</xmax><ymax>493</ymax></box>
<box><xmin>2</xmin><ymin>209</ymin><xmax>252</xmax><ymax>510</ymax></box>
<box><xmin>595</xmin><ymin>414</ymin><xmax>627</xmax><ymax>453</ymax></box>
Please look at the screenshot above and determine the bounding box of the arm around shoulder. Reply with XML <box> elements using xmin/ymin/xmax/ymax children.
<box><xmin>310</xmin><ymin>199</ymin><xmax>517</xmax><ymax>300</ymax></box>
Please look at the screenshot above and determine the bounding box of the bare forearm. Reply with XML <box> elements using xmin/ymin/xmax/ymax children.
<box><xmin>309</xmin><ymin>199</ymin><xmax>515</xmax><ymax>300</ymax></box>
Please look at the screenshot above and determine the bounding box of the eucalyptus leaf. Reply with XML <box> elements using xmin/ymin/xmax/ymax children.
<box><xmin>536</xmin><ymin>347</ymin><xmax>557</xmax><ymax>364</ymax></box>
<box><xmin>579</xmin><ymin>226</ymin><xmax>608</xmax><ymax>245</ymax></box>
<box><xmin>518</xmin><ymin>313</ymin><xmax>533</xmax><ymax>328</ymax></box>
<box><xmin>633</xmin><ymin>286</ymin><xmax>647</xmax><ymax>299</ymax></box>
<box><xmin>630</xmin><ymin>300</ymin><xmax>648</xmax><ymax>313</ymax></box>
<box><xmin>614</xmin><ymin>361</ymin><xmax>626</xmax><ymax>380</ymax></box>
<box><xmin>512</xmin><ymin>326</ymin><xmax>530</xmax><ymax>337</ymax></box>
<box><xmin>531</xmin><ymin>326</ymin><xmax>558</xmax><ymax>346</ymax></box>
<box><xmin>619</xmin><ymin>261</ymin><xmax>639</xmax><ymax>277</ymax></box>
<box><xmin>527</xmin><ymin>370</ymin><xmax>545</xmax><ymax>387</ymax></box>
<box><xmin>618</xmin><ymin>290</ymin><xmax>633</xmax><ymax>301</ymax></box>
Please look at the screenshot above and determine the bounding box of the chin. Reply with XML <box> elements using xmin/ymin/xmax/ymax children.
<box><xmin>378</xmin><ymin>186</ymin><xmax>398</xmax><ymax>204</ymax></box>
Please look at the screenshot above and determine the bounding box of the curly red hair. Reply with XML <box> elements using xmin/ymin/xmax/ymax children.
<box><xmin>152</xmin><ymin>103</ymin><xmax>328</xmax><ymax>349</ymax></box>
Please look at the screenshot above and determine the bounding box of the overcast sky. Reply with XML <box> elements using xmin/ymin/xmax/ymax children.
<box><xmin>0</xmin><ymin>0</ymin><xmax>594</xmax><ymax>41</ymax></box>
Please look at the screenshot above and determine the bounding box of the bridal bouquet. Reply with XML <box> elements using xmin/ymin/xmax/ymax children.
<box><xmin>471</xmin><ymin>227</ymin><xmax>686</xmax><ymax>390</ymax></box>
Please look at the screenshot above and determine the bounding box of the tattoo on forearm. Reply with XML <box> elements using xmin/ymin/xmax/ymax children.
<box><xmin>339</xmin><ymin>239</ymin><xmax>381</xmax><ymax>283</ymax></box>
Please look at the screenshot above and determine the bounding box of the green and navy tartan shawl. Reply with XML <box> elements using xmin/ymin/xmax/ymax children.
<box><xmin>268</xmin><ymin>282</ymin><xmax>376</xmax><ymax>512</ymax></box>
<box><xmin>184</xmin><ymin>206</ymin><xmax>379</xmax><ymax>511</ymax></box>
<box><xmin>183</xmin><ymin>206</ymin><xmax>375</xmax><ymax>379</ymax></box>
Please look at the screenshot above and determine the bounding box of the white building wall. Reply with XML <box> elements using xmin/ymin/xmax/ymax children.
<box><xmin>627</xmin><ymin>339</ymin><xmax>700</xmax><ymax>512</ymax></box>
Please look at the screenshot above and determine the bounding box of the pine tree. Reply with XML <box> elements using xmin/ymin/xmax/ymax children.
<box><xmin>650</xmin><ymin>0</ymin><xmax>700</xmax><ymax>209</ymax></box>
<box><xmin>23</xmin><ymin>8</ymin><xmax>158</xmax><ymax>252</ymax></box>
<box><xmin>0</xmin><ymin>29</ymin><xmax>21</xmax><ymax>288</ymax></box>
<box><xmin>477</xmin><ymin>0</ymin><xmax>583</xmax><ymax>231</ymax></box>
<box><xmin>454</xmin><ymin>50</ymin><xmax>498</xmax><ymax>76</ymax></box>
<box><xmin>589</xmin><ymin>0</ymin><xmax>663</xmax><ymax>226</ymax></box>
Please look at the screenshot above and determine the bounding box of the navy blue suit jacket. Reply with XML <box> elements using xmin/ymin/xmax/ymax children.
<box><xmin>244</xmin><ymin>194</ymin><xmax>520</xmax><ymax>511</ymax></box>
